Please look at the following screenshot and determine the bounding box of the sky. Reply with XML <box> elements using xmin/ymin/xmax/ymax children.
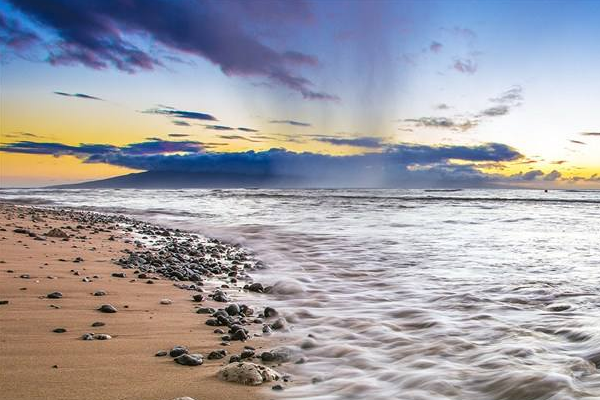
<box><xmin>0</xmin><ymin>0</ymin><xmax>599</xmax><ymax>188</ymax></box>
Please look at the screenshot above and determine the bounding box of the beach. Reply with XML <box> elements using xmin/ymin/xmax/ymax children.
<box><xmin>0</xmin><ymin>204</ymin><xmax>286</xmax><ymax>400</ymax></box>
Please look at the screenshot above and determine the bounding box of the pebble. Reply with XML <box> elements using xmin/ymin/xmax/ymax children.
<box><xmin>47</xmin><ymin>291</ymin><xmax>63</xmax><ymax>299</ymax></box>
<box><xmin>174</xmin><ymin>353</ymin><xmax>203</xmax><ymax>366</ymax></box>
<box><xmin>46</xmin><ymin>228</ymin><xmax>69</xmax><ymax>238</ymax></box>
<box><xmin>264</xmin><ymin>307</ymin><xmax>278</xmax><ymax>318</ymax></box>
<box><xmin>208</xmin><ymin>349</ymin><xmax>228</xmax><ymax>360</ymax></box>
<box><xmin>192</xmin><ymin>294</ymin><xmax>204</xmax><ymax>302</ymax></box>
<box><xmin>169</xmin><ymin>346</ymin><xmax>189</xmax><ymax>357</ymax></box>
<box><xmin>53</xmin><ymin>328</ymin><xmax>67</xmax><ymax>333</ymax></box>
<box><xmin>98</xmin><ymin>304</ymin><xmax>117</xmax><ymax>313</ymax></box>
<box><xmin>111</xmin><ymin>272</ymin><xmax>126</xmax><ymax>278</ymax></box>
<box><xmin>0</xmin><ymin>300</ymin><xmax>8</xmax><ymax>305</ymax></box>
<box><xmin>93</xmin><ymin>334</ymin><xmax>112</xmax><ymax>340</ymax></box>
<box><xmin>91</xmin><ymin>321</ymin><xmax>105</xmax><ymax>327</ymax></box>
<box><xmin>93</xmin><ymin>290</ymin><xmax>107</xmax><ymax>296</ymax></box>
<box><xmin>155</xmin><ymin>351</ymin><xmax>168</xmax><ymax>357</ymax></box>
<box><xmin>160</xmin><ymin>299</ymin><xmax>172</xmax><ymax>305</ymax></box>
<box><xmin>81</xmin><ymin>333</ymin><xmax>94</xmax><ymax>340</ymax></box>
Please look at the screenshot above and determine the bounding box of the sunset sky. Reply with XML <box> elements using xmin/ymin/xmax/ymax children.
<box><xmin>1</xmin><ymin>0</ymin><xmax>599</xmax><ymax>188</ymax></box>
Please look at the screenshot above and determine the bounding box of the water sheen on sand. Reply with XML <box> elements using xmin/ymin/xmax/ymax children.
<box><xmin>2</xmin><ymin>188</ymin><xmax>599</xmax><ymax>399</ymax></box>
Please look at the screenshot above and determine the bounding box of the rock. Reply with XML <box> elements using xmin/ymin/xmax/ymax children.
<box><xmin>192</xmin><ymin>294</ymin><xmax>204</xmax><ymax>302</ymax></box>
<box><xmin>217</xmin><ymin>362</ymin><xmax>281</xmax><ymax>386</ymax></box>
<box><xmin>225</xmin><ymin>303</ymin><xmax>240</xmax><ymax>316</ymax></box>
<box><xmin>111</xmin><ymin>272</ymin><xmax>126</xmax><ymax>278</ymax></box>
<box><xmin>174</xmin><ymin>353</ymin><xmax>203</xmax><ymax>366</ymax></box>
<box><xmin>93</xmin><ymin>334</ymin><xmax>112</xmax><ymax>340</ymax></box>
<box><xmin>229</xmin><ymin>355</ymin><xmax>241</xmax><ymax>363</ymax></box>
<box><xmin>162</xmin><ymin>398</ymin><xmax>196</xmax><ymax>400</ymax></box>
<box><xmin>272</xmin><ymin>384</ymin><xmax>284</xmax><ymax>391</ymax></box>
<box><xmin>0</xmin><ymin>300</ymin><xmax>9</xmax><ymax>305</ymax></box>
<box><xmin>241</xmin><ymin>349</ymin><xmax>255</xmax><ymax>359</ymax></box>
<box><xmin>98</xmin><ymin>304</ymin><xmax>117</xmax><ymax>313</ymax></box>
<box><xmin>53</xmin><ymin>328</ymin><xmax>67</xmax><ymax>333</ymax></box>
<box><xmin>155</xmin><ymin>351</ymin><xmax>168</xmax><ymax>357</ymax></box>
<box><xmin>248</xmin><ymin>283</ymin><xmax>264</xmax><ymax>293</ymax></box>
<box><xmin>261</xmin><ymin>348</ymin><xmax>293</xmax><ymax>363</ymax></box>
<box><xmin>270</xmin><ymin>318</ymin><xmax>287</xmax><ymax>331</ymax></box>
<box><xmin>207</xmin><ymin>349</ymin><xmax>227</xmax><ymax>360</ymax></box>
<box><xmin>264</xmin><ymin>307</ymin><xmax>278</xmax><ymax>318</ymax></box>
<box><xmin>47</xmin><ymin>291</ymin><xmax>63</xmax><ymax>299</ymax></box>
<box><xmin>196</xmin><ymin>307</ymin><xmax>215</xmax><ymax>314</ymax></box>
<box><xmin>160</xmin><ymin>299</ymin><xmax>172</xmax><ymax>305</ymax></box>
<box><xmin>169</xmin><ymin>346</ymin><xmax>189</xmax><ymax>357</ymax></box>
<box><xmin>46</xmin><ymin>228</ymin><xmax>69</xmax><ymax>238</ymax></box>
<box><xmin>93</xmin><ymin>290</ymin><xmax>107</xmax><ymax>296</ymax></box>
<box><xmin>91</xmin><ymin>322</ymin><xmax>105</xmax><ymax>327</ymax></box>
<box><xmin>81</xmin><ymin>333</ymin><xmax>94</xmax><ymax>340</ymax></box>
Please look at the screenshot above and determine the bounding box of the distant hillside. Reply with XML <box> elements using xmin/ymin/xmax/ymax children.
<box><xmin>48</xmin><ymin>171</ymin><xmax>311</xmax><ymax>189</ymax></box>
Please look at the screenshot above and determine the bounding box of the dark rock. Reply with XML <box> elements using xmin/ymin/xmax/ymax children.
<box><xmin>169</xmin><ymin>346</ymin><xmax>189</xmax><ymax>357</ymax></box>
<box><xmin>241</xmin><ymin>349</ymin><xmax>255</xmax><ymax>359</ymax></box>
<box><xmin>46</xmin><ymin>228</ymin><xmax>69</xmax><ymax>238</ymax></box>
<box><xmin>174</xmin><ymin>353</ymin><xmax>203</xmax><ymax>366</ymax></box>
<box><xmin>111</xmin><ymin>272</ymin><xmax>126</xmax><ymax>278</ymax></box>
<box><xmin>155</xmin><ymin>351</ymin><xmax>168</xmax><ymax>357</ymax></box>
<box><xmin>264</xmin><ymin>307</ymin><xmax>278</xmax><ymax>318</ymax></box>
<box><xmin>225</xmin><ymin>303</ymin><xmax>240</xmax><ymax>316</ymax></box>
<box><xmin>248</xmin><ymin>283</ymin><xmax>264</xmax><ymax>293</ymax></box>
<box><xmin>208</xmin><ymin>349</ymin><xmax>228</xmax><ymax>360</ymax></box>
<box><xmin>91</xmin><ymin>322</ymin><xmax>105</xmax><ymax>327</ymax></box>
<box><xmin>53</xmin><ymin>328</ymin><xmax>67</xmax><ymax>333</ymax></box>
<box><xmin>192</xmin><ymin>294</ymin><xmax>204</xmax><ymax>302</ymax></box>
<box><xmin>93</xmin><ymin>290</ymin><xmax>107</xmax><ymax>296</ymax></box>
<box><xmin>47</xmin><ymin>291</ymin><xmax>63</xmax><ymax>299</ymax></box>
<box><xmin>98</xmin><ymin>304</ymin><xmax>117</xmax><ymax>313</ymax></box>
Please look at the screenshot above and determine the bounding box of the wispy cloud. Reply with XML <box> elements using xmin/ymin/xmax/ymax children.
<box><xmin>429</xmin><ymin>41</ymin><xmax>443</xmax><ymax>53</ymax></box>
<box><xmin>238</xmin><ymin>127</ymin><xmax>259</xmax><ymax>133</ymax></box>
<box><xmin>172</xmin><ymin>120</ymin><xmax>191</xmax><ymax>126</ymax></box>
<box><xmin>315</xmin><ymin>137</ymin><xmax>384</xmax><ymax>148</ymax></box>
<box><xmin>167</xmin><ymin>133</ymin><xmax>189</xmax><ymax>138</ymax></box>
<box><xmin>143</xmin><ymin>108</ymin><xmax>217</xmax><ymax>121</ymax></box>
<box><xmin>581</xmin><ymin>132</ymin><xmax>600</xmax><ymax>136</ymax></box>
<box><xmin>404</xmin><ymin>117</ymin><xmax>477</xmax><ymax>131</ymax></box>
<box><xmin>205</xmin><ymin>125</ymin><xmax>234</xmax><ymax>131</ymax></box>
<box><xmin>53</xmin><ymin>91</ymin><xmax>103</xmax><ymax>100</ymax></box>
<box><xmin>570</xmin><ymin>140</ymin><xmax>586</xmax><ymax>145</ymax></box>
<box><xmin>218</xmin><ymin>135</ymin><xmax>262</xmax><ymax>142</ymax></box>
<box><xmin>269</xmin><ymin>120</ymin><xmax>311</xmax><ymax>127</ymax></box>
<box><xmin>453</xmin><ymin>59</ymin><xmax>477</xmax><ymax>74</ymax></box>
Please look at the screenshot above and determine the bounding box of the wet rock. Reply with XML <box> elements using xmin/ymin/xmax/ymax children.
<box><xmin>93</xmin><ymin>334</ymin><xmax>112</xmax><ymax>340</ymax></box>
<box><xmin>231</xmin><ymin>329</ymin><xmax>249</xmax><ymax>341</ymax></box>
<box><xmin>272</xmin><ymin>384</ymin><xmax>284</xmax><ymax>391</ymax></box>
<box><xmin>98</xmin><ymin>304</ymin><xmax>117</xmax><ymax>313</ymax></box>
<box><xmin>229</xmin><ymin>355</ymin><xmax>241</xmax><ymax>363</ymax></box>
<box><xmin>225</xmin><ymin>303</ymin><xmax>240</xmax><ymax>316</ymax></box>
<box><xmin>192</xmin><ymin>294</ymin><xmax>204</xmax><ymax>302</ymax></box>
<box><xmin>212</xmin><ymin>289</ymin><xmax>229</xmax><ymax>302</ymax></box>
<box><xmin>264</xmin><ymin>307</ymin><xmax>278</xmax><ymax>318</ymax></box>
<box><xmin>169</xmin><ymin>346</ymin><xmax>189</xmax><ymax>357</ymax></box>
<box><xmin>270</xmin><ymin>318</ymin><xmax>287</xmax><ymax>331</ymax></box>
<box><xmin>217</xmin><ymin>362</ymin><xmax>281</xmax><ymax>386</ymax></box>
<box><xmin>248</xmin><ymin>283</ymin><xmax>264</xmax><ymax>293</ymax></box>
<box><xmin>196</xmin><ymin>307</ymin><xmax>215</xmax><ymax>314</ymax></box>
<box><xmin>111</xmin><ymin>272</ymin><xmax>126</xmax><ymax>278</ymax></box>
<box><xmin>47</xmin><ymin>291</ymin><xmax>63</xmax><ymax>299</ymax></box>
<box><xmin>93</xmin><ymin>290</ymin><xmax>107</xmax><ymax>296</ymax></box>
<box><xmin>174</xmin><ymin>353</ymin><xmax>203</xmax><ymax>366</ymax></box>
<box><xmin>260</xmin><ymin>348</ymin><xmax>293</xmax><ymax>363</ymax></box>
<box><xmin>208</xmin><ymin>349</ymin><xmax>228</xmax><ymax>360</ymax></box>
<box><xmin>241</xmin><ymin>349</ymin><xmax>255</xmax><ymax>359</ymax></box>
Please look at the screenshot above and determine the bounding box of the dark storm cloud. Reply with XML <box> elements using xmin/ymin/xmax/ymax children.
<box><xmin>0</xmin><ymin>139</ymin><xmax>526</xmax><ymax>187</ymax></box>
<box><xmin>316</xmin><ymin>137</ymin><xmax>384</xmax><ymax>148</ymax></box>
<box><xmin>0</xmin><ymin>139</ymin><xmax>204</xmax><ymax>158</ymax></box>
<box><xmin>143</xmin><ymin>108</ymin><xmax>217</xmax><ymax>121</ymax></box>
<box><xmin>53</xmin><ymin>91</ymin><xmax>103</xmax><ymax>100</ymax></box>
<box><xmin>0</xmin><ymin>13</ymin><xmax>39</xmax><ymax>49</ymax></box>
<box><xmin>269</xmin><ymin>120</ymin><xmax>312</xmax><ymax>127</ymax></box>
<box><xmin>6</xmin><ymin>0</ymin><xmax>337</xmax><ymax>100</ymax></box>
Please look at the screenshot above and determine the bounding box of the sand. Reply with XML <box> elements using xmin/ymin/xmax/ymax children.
<box><xmin>0</xmin><ymin>204</ymin><xmax>281</xmax><ymax>400</ymax></box>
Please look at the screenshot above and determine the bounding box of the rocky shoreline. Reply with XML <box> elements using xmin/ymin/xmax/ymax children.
<box><xmin>0</xmin><ymin>203</ymin><xmax>297</xmax><ymax>400</ymax></box>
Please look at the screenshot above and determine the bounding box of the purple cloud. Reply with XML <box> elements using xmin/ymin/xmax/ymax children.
<box><xmin>53</xmin><ymin>91</ymin><xmax>103</xmax><ymax>100</ymax></box>
<box><xmin>143</xmin><ymin>108</ymin><xmax>217</xmax><ymax>121</ymax></box>
<box><xmin>453</xmin><ymin>59</ymin><xmax>477</xmax><ymax>74</ymax></box>
<box><xmin>429</xmin><ymin>41</ymin><xmax>443</xmax><ymax>53</ymax></box>
<box><xmin>270</xmin><ymin>119</ymin><xmax>311</xmax><ymax>127</ymax></box>
<box><xmin>6</xmin><ymin>0</ymin><xmax>337</xmax><ymax>100</ymax></box>
<box><xmin>0</xmin><ymin>13</ymin><xmax>39</xmax><ymax>50</ymax></box>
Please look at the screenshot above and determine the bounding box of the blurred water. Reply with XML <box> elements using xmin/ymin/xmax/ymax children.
<box><xmin>2</xmin><ymin>188</ymin><xmax>600</xmax><ymax>399</ymax></box>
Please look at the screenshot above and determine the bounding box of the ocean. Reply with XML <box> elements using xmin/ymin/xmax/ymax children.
<box><xmin>2</xmin><ymin>188</ymin><xmax>599</xmax><ymax>399</ymax></box>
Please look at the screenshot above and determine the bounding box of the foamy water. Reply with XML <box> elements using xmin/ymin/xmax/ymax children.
<box><xmin>2</xmin><ymin>188</ymin><xmax>600</xmax><ymax>399</ymax></box>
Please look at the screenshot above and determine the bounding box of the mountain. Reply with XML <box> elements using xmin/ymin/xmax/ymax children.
<box><xmin>48</xmin><ymin>171</ymin><xmax>313</xmax><ymax>189</ymax></box>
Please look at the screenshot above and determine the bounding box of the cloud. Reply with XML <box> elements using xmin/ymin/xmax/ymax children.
<box><xmin>429</xmin><ymin>41</ymin><xmax>443</xmax><ymax>53</ymax></box>
<box><xmin>0</xmin><ymin>139</ymin><xmax>530</xmax><ymax>187</ymax></box>
<box><xmin>172</xmin><ymin>120</ymin><xmax>191</xmax><ymax>126</ymax></box>
<box><xmin>0</xmin><ymin>13</ymin><xmax>39</xmax><ymax>50</ymax></box>
<box><xmin>435</xmin><ymin>103</ymin><xmax>450</xmax><ymax>110</ymax></box>
<box><xmin>205</xmin><ymin>125</ymin><xmax>235</xmax><ymax>131</ymax></box>
<box><xmin>443</xmin><ymin>27</ymin><xmax>477</xmax><ymax>40</ymax></box>
<box><xmin>510</xmin><ymin>170</ymin><xmax>544</xmax><ymax>181</ymax></box>
<box><xmin>550</xmin><ymin>160</ymin><xmax>566</xmax><ymax>165</ymax></box>
<box><xmin>479</xmin><ymin>105</ymin><xmax>510</xmax><ymax>117</ymax></box>
<box><xmin>53</xmin><ymin>91</ymin><xmax>103</xmax><ymax>100</ymax></box>
<box><xmin>269</xmin><ymin>120</ymin><xmax>311</xmax><ymax>127</ymax></box>
<box><xmin>167</xmin><ymin>133</ymin><xmax>189</xmax><ymax>138</ymax></box>
<box><xmin>218</xmin><ymin>135</ymin><xmax>261</xmax><ymax>142</ymax></box>
<box><xmin>143</xmin><ymin>108</ymin><xmax>217</xmax><ymax>121</ymax></box>
<box><xmin>453</xmin><ymin>59</ymin><xmax>477</xmax><ymax>74</ymax></box>
<box><xmin>316</xmin><ymin>137</ymin><xmax>384</xmax><ymax>148</ymax></box>
<box><xmin>405</xmin><ymin>117</ymin><xmax>477</xmax><ymax>131</ymax></box>
<box><xmin>570</xmin><ymin>140</ymin><xmax>586</xmax><ymax>145</ymax></box>
<box><xmin>0</xmin><ymin>139</ymin><xmax>204</xmax><ymax>158</ymax></box>
<box><xmin>3</xmin><ymin>131</ymin><xmax>44</xmax><ymax>139</ymax></box>
<box><xmin>581</xmin><ymin>132</ymin><xmax>600</xmax><ymax>136</ymax></box>
<box><xmin>6</xmin><ymin>0</ymin><xmax>337</xmax><ymax>101</ymax></box>
<box><xmin>544</xmin><ymin>170</ymin><xmax>562</xmax><ymax>181</ymax></box>
<box><xmin>237</xmin><ymin>127</ymin><xmax>259</xmax><ymax>133</ymax></box>
<box><xmin>490</xmin><ymin>86</ymin><xmax>523</xmax><ymax>104</ymax></box>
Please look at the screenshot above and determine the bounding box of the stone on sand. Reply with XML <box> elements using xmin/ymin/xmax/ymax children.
<box><xmin>217</xmin><ymin>362</ymin><xmax>281</xmax><ymax>386</ymax></box>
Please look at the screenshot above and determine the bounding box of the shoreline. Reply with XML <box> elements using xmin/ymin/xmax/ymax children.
<box><xmin>0</xmin><ymin>203</ymin><xmax>291</xmax><ymax>400</ymax></box>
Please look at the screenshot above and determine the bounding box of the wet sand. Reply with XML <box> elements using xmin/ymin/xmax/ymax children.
<box><xmin>0</xmin><ymin>204</ymin><xmax>282</xmax><ymax>400</ymax></box>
